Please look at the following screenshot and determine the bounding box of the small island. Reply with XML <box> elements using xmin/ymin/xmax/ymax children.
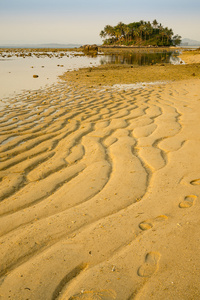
<box><xmin>100</xmin><ymin>19</ymin><xmax>181</xmax><ymax>47</ymax></box>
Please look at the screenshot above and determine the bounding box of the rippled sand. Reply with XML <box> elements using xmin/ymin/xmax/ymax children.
<box><xmin>180</xmin><ymin>51</ymin><xmax>200</xmax><ymax>64</ymax></box>
<box><xmin>0</xmin><ymin>71</ymin><xmax>200</xmax><ymax>299</ymax></box>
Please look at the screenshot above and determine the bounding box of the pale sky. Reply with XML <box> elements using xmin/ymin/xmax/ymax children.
<box><xmin>0</xmin><ymin>0</ymin><xmax>200</xmax><ymax>45</ymax></box>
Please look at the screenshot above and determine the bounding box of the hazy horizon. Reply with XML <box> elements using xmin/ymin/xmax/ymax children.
<box><xmin>0</xmin><ymin>39</ymin><xmax>200</xmax><ymax>48</ymax></box>
<box><xmin>0</xmin><ymin>0</ymin><xmax>200</xmax><ymax>45</ymax></box>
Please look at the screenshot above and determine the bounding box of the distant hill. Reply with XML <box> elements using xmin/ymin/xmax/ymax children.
<box><xmin>181</xmin><ymin>38</ymin><xmax>200</xmax><ymax>46</ymax></box>
<box><xmin>0</xmin><ymin>43</ymin><xmax>82</xmax><ymax>49</ymax></box>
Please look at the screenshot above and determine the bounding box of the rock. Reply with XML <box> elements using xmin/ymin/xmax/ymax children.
<box><xmin>33</xmin><ymin>75</ymin><xmax>39</xmax><ymax>78</ymax></box>
<box><xmin>81</xmin><ymin>44</ymin><xmax>98</xmax><ymax>54</ymax></box>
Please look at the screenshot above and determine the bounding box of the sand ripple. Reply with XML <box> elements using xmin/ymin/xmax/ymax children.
<box><xmin>0</xmin><ymin>79</ymin><xmax>200</xmax><ymax>299</ymax></box>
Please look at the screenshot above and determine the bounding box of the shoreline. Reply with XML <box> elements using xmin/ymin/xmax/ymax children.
<box><xmin>60</xmin><ymin>62</ymin><xmax>200</xmax><ymax>87</ymax></box>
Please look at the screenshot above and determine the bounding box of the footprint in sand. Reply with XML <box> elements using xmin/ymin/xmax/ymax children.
<box><xmin>138</xmin><ymin>252</ymin><xmax>161</xmax><ymax>277</ymax></box>
<box><xmin>190</xmin><ymin>179</ymin><xmax>200</xmax><ymax>186</ymax></box>
<box><xmin>139</xmin><ymin>215</ymin><xmax>168</xmax><ymax>231</ymax></box>
<box><xmin>69</xmin><ymin>289</ymin><xmax>116</xmax><ymax>300</ymax></box>
<box><xmin>179</xmin><ymin>195</ymin><xmax>197</xmax><ymax>208</ymax></box>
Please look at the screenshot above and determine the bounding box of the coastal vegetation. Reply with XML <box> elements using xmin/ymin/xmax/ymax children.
<box><xmin>100</xmin><ymin>20</ymin><xmax>181</xmax><ymax>47</ymax></box>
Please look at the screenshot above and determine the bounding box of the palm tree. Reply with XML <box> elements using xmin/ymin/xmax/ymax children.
<box><xmin>139</xmin><ymin>24</ymin><xmax>146</xmax><ymax>44</ymax></box>
<box><xmin>152</xmin><ymin>19</ymin><xmax>158</xmax><ymax>29</ymax></box>
<box><xmin>124</xmin><ymin>24</ymin><xmax>131</xmax><ymax>43</ymax></box>
<box><xmin>143</xmin><ymin>22</ymin><xmax>149</xmax><ymax>41</ymax></box>
<box><xmin>128</xmin><ymin>23</ymin><xmax>137</xmax><ymax>42</ymax></box>
<box><xmin>104</xmin><ymin>25</ymin><xmax>115</xmax><ymax>39</ymax></box>
<box><xmin>166</xmin><ymin>28</ymin><xmax>173</xmax><ymax>44</ymax></box>
<box><xmin>115</xmin><ymin>22</ymin><xmax>126</xmax><ymax>43</ymax></box>
<box><xmin>172</xmin><ymin>35</ymin><xmax>182</xmax><ymax>46</ymax></box>
<box><xmin>115</xmin><ymin>28</ymin><xmax>121</xmax><ymax>44</ymax></box>
<box><xmin>99</xmin><ymin>30</ymin><xmax>106</xmax><ymax>39</ymax></box>
<box><xmin>146</xmin><ymin>21</ymin><xmax>153</xmax><ymax>40</ymax></box>
<box><xmin>159</xmin><ymin>27</ymin><xmax>165</xmax><ymax>44</ymax></box>
<box><xmin>158</xmin><ymin>23</ymin><xmax>163</xmax><ymax>32</ymax></box>
<box><xmin>134</xmin><ymin>27</ymin><xmax>140</xmax><ymax>43</ymax></box>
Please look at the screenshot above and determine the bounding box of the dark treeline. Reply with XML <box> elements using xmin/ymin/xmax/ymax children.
<box><xmin>100</xmin><ymin>19</ymin><xmax>181</xmax><ymax>47</ymax></box>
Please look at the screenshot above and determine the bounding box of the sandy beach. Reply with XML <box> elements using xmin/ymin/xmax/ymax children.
<box><xmin>0</xmin><ymin>50</ymin><xmax>200</xmax><ymax>299</ymax></box>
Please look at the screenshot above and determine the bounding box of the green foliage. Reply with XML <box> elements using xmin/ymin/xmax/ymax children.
<box><xmin>100</xmin><ymin>20</ymin><xmax>181</xmax><ymax>47</ymax></box>
<box><xmin>172</xmin><ymin>34</ymin><xmax>182</xmax><ymax>46</ymax></box>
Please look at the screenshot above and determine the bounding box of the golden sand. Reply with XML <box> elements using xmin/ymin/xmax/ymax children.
<box><xmin>0</xmin><ymin>50</ymin><xmax>200</xmax><ymax>299</ymax></box>
<box><xmin>180</xmin><ymin>49</ymin><xmax>200</xmax><ymax>64</ymax></box>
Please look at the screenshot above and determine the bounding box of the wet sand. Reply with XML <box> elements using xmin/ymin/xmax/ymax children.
<box><xmin>0</xmin><ymin>50</ymin><xmax>200</xmax><ymax>299</ymax></box>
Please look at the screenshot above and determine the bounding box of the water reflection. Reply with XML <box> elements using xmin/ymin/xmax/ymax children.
<box><xmin>100</xmin><ymin>52</ymin><xmax>180</xmax><ymax>65</ymax></box>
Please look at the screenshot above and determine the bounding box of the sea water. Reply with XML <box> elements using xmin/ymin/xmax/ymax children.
<box><xmin>0</xmin><ymin>52</ymin><xmax>101</xmax><ymax>100</ymax></box>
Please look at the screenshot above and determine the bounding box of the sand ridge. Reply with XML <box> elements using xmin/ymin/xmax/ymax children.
<box><xmin>0</xmin><ymin>78</ymin><xmax>200</xmax><ymax>299</ymax></box>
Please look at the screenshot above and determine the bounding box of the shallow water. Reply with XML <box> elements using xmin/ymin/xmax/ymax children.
<box><xmin>0</xmin><ymin>52</ymin><xmax>102</xmax><ymax>100</ymax></box>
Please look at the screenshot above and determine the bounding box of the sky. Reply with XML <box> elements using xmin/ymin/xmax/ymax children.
<box><xmin>0</xmin><ymin>0</ymin><xmax>200</xmax><ymax>45</ymax></box>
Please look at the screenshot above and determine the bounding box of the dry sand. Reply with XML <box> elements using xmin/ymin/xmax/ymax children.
<box><xmin>0</xmin><ymin>51</ymin><xmax>200</xmax><ymax>300</ymax></box>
